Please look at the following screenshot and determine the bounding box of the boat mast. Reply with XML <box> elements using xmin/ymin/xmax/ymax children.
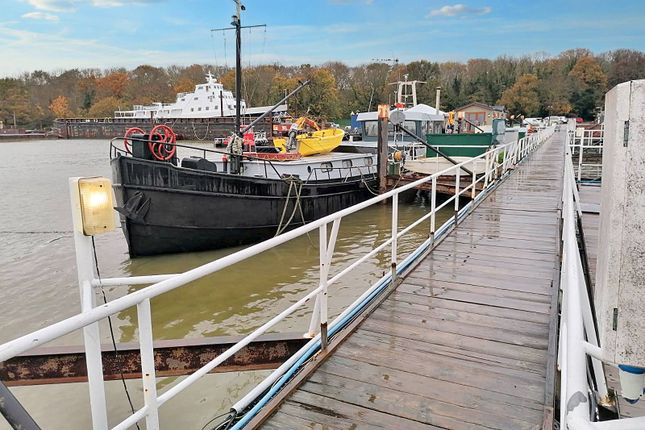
<box><xmin>233</xmin><ymin>0</ymin><xmax>243</xmax><ymax>137</ymax></box>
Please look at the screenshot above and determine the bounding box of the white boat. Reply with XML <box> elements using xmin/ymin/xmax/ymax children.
<box><xmin>113</xmin><ymin>72</ymin><xmax>286</xmax><ymax>120</ymax></box>
<box><xmin>338</xmin><ymin>103</ymin><xmax>445</xmax><ymax>157</ymax></box>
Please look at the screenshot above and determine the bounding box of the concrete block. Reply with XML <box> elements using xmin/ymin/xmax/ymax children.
<box><xmin>595</xmin><ymin>80</ymin><xmax>645</xmax><ymax>367</ymax></box>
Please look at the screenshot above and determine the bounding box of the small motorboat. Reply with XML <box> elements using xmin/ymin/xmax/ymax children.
<box><xmin>273</xmin><ymin>117</ymin><xmax>344</xmax><ymax>156</ymax></box>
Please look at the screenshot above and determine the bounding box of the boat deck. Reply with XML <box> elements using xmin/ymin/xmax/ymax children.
<box><xmin>256</xmin><ymin>131</ymin><xmax>565</xmax><ymax>429</ymax></box>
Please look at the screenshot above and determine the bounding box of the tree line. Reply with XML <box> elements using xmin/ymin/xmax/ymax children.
<box><xmin>1</xmin><ymin>48</ymin><xmax>644</xmax><ymax>129</ymax></box>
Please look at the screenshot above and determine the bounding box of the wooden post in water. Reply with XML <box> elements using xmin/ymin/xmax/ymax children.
<box><xmin>377</xmin><ymin>104</ymin><xmax>389</xmax><ymax>194</ymax></box>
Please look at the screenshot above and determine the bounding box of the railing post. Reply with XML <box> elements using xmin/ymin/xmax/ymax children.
<box><xmin>137</xmin><ymin>299</ymin><xmax>159</xmax><ymax>429</ymax></box>
<box><xmin>69</xmin><ymin>178</ymin><xmax>108</xmax><ymax>430</ymax></box>
<box><xmin>391</xmin><ymin>194</ymin><xmax>398</xmax><ymax>282</ymax></box>
<box><xmin>454</xmin><ymin>169</ymin><xmax>460</xmax><ymax>224</ymax></box>
<box><xmin>483</xmin><ymin>152</ymin><xmax>491</xmax><ymax>189</ymax></box>
<box><xmin>470</xmin><ymin>160</ymin><xmax>476</xmax><ymax>199</ymax></box>
<box><xmin>578</xmin><ymin>133</ymin><xmax>584</xmax><ymax>182</ymax></box>
<box><xmin>430</xmin><ymin>176</ymin><xmax>437</xmax><ymax>239</ymax></box>
<box><xmin>309</xmin><ymin>219</ymin><xmax>340</xmax><ymax>349</ymax></box>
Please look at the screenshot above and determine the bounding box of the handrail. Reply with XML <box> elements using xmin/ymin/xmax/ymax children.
<box><xmin>560</xmin><ymin>122</ymin><xmax>645</xmax><ymax>429</ymax></box>
<box><xmin>568</xmin><ymin>127</ymin><xmax>604</xmax><ymax>182</ymax></box>
<box><xmin>0</xmin><ymin>127</ymin><xmax>554</xmax><ymax>430</ymax></box>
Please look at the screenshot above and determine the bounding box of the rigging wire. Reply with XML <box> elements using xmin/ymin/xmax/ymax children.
<box><xmin>90</xmin><ymin>236</ymin><xmax>141</xmax><ymax>430</ymax></box>
<box><xmin>223</xmin><ymin>31</ymin><xmax>228</xmax><ymax>68</ymax></box>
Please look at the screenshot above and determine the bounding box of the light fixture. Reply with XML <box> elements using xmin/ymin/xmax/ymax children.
<box><xmin>77</xmin><ymin>177</ymin><xmax>116</xmax><ymax>236</ymax></box>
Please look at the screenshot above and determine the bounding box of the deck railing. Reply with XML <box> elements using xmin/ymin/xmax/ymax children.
<box><xmin>0</xmin><ymin>127</ymin><xmax>554</xmax><ymax>430</ymax></box>
<box><xmin>559</xmin><ymin>128</ymin><xmax>645</xmax><ymax>430</ymax></box>
<box><xmin>568</xmin><ymin>127</ymin><xmax>603</xmax><ymax>182</ymax></box>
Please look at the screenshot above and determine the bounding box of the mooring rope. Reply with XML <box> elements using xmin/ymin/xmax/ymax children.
<box><xmin>191</xmin><ymin>121</ymin><xmax>211</xmax><ymax>141</ymax></box>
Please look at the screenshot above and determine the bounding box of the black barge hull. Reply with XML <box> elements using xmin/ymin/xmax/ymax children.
<box><xmin>111</xmin><ymin>156</ymin><xmax>377</xmax><ymax>257</ymax></box>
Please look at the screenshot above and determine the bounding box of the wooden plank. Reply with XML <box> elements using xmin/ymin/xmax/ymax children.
<box><xmin>397</xmin><ymin>282</ymin><xmax>552</xmax><ymax>314</ymax></box>
<box><xmin>405</xmin><ymin>270</ymin><xmax>553</xmax><ymax>297</ymax></box>
<box><xmin>423</xmin><ymin>254</ymin><xmax>556</xmax><ymax>279</ymax></box>
<box><xmin>430</xmin><ymin>248</ymin><xmax>557</xmax><ymax>270</ymax></box>
<box><xmin>415</xmin><ymin>258</ymin><xmax>556</xmax><ymax>284</ymax></box>
<box><xmin>302</xmin><ymin>370</ymin><xmax>542</xmax><ymax>430</ymax></box>
<box><xmin>357</xmin><ymin>317</ymin><xmax>547</xmax><ymax>367</ymax></box>
<box><xmin>334</xmin><ymin>336</ymin><xmax>546</xmax><ymax>402</ymax></box>
<box><xmin>368</xmin><ymin>304</ymin><xmax>549</xmax><ymax>349</ymax></box>
<box><xmin>280</xmin><ymin>391</ymin><xmax>438</xmax><ymax>430</ymax></box>
<box><xmin>434</xmin><ymin>239</ymin><xmax>557</xmax><ymax>261</ymax></box>
<box><xmin>351</xmin><ymin>328</ymin><xmax>547</xmax><ymax>377</ymax></box>
<box><xmin>392</xmin><ymin>290</ymin><xmax>551</xmax><ymax>324</ymax></box>
<box><xmin>380</xmin><ymin>299</ymin><xmax>549</xmax><ymax>337</ymax></box>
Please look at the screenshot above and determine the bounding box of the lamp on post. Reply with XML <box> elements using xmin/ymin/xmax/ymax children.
<box><xmin>68</xmin><ymin>176</ymin><xmax>117</xmax><ymax>430</ymax></box>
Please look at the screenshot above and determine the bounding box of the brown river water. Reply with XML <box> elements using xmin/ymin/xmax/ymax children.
<box><xmin>0</xmin><ymin>139</ymin><xmax>451</xmax><ymax>429</ymax></box>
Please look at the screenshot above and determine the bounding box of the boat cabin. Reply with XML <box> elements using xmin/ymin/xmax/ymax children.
<box><xmin>356</xmin><ymin>104</ymin><xmax>445</xmax><ymax>143</ymax></box>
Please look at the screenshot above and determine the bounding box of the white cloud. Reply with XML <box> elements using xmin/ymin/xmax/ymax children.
<box><xmin>22</xmin><ymin>11</ymin><xmax>60</xmax><ymax>22</ymax></box>
<box><xmin>23</xmin><ymin>0</ymin><xmax>162</xmax><ymax>12</ymax></box>
<box><xmin>92</xmin><ymin>0</ymin><xmax>123</xmax><ymax>6</ymax></box>
<box><xmin>24</xmin><ymin>0</ymin><xmax>77</xmax><ymax>12</ymax></box>
<box><xmin>429</xmin><ymin>4</ymin><xmax>491</xmax><ymax>17</ymax></box>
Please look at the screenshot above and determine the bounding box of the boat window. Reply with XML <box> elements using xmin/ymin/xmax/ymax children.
<box><xmin>320</xmin><ymin>162</ymin><xmax>333</xmax><ymax>173</ymax></box>
<box><xmin>205</xmin><ymin>107</ymin><xmax>209</xmax><ymax>110</ymax></box>
<box><xmin>194</xmin><ymin>97</ymin><xmax>198</xmax><ymax>100</ymax></box>
<box><xmin>191</xmin><ymin>108</ymin><xmax>194</xmax><ymax>112</ymax></box>
<box><xmin>363</xmin><ymin>121</ymin><xmax>377</xmax><ymax>137</ymax></box>
<box><xmin>198</xmin><ymin>107</ymin><xmax>202</xmax><ymax>111</ymax></box>
<box><xmin>342</xmin><ymin>159</ymin><xmax>353</xmax><ymax>169</ymax></box>
<box><xmin>364</xmin><ymin>157</ymin><xmax>373</xmax><ymax>166</ymax></box>
<box><xmin>181</xmin><ymin>98</ymin><xmax>185</xmax><ymax>102</ymax></box>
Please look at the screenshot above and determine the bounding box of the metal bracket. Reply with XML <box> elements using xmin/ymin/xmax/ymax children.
<box><xmin>623</xmin><ymin>120</ymin><xmax>629</xmax><ymax>147</ymax></box>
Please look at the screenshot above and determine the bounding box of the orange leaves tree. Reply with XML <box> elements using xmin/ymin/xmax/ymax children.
<box><xmin>49</xmin><ymin>95</ymin><xmax>73</xmax><ymax>118</ymax></box>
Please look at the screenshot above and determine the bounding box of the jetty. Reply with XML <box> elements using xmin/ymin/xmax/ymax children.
<box><xmin>252</xmin><ymin>126</ymin><xmax>565</xmax><ymax>429</ymax></box>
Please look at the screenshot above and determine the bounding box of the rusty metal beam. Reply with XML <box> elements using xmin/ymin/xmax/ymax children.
<box><xmin>0</xmin><ymin>332</ymin><xmax>307</xmax><ymax>386</ymax></box>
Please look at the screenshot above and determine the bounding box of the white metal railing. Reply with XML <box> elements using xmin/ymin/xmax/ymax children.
<box><xmin>0</xmin><ymin>127</ymin><xmax>555</xmax><ymax>430</ymax></box>
<box><xmin>569</xmin><ymin>127</ymin><xmax>604</xmax><ymax>182</ymax></box>
<box><xmin>558</xmin><ymin>130</ymin><xmax>645</xmax><ymax>429</ymax></box>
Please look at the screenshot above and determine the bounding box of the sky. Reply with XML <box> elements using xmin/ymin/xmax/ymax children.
<box><xmin>1</xmin><ymin>0</ymin><xmax>644</xmax><ymax>76</ymax></box>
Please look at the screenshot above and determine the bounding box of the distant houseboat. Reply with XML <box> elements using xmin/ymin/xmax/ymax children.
<box><xmin>114</xmin><ymin>72</ymin><xmax>286</xmax><ymax>120</ymax></box>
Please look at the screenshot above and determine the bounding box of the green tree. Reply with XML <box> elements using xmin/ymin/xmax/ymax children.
<box><xmin>498</xmin><ymin>74</ymin><xmax>541</xmax><ymax>116</ymax></box>
<box><xmin>288</xmin><ymin>67</ymin><xmax>340</xmax><ymax>119</ymax></box>
<box><xmin>0</xmin><ymin>84</ymin><xmax>32</xmax><ymax>127</ymax></box>
<box><xmin>568</xmin><ymin>56</ymin><xmax>607</xmax><ymax>119</ymax></box>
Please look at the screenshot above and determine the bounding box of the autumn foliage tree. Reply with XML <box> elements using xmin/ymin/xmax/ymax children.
<box><xmin>49</xmin><ymin>95</ymin><xmax>73</xmax><ymax>118</ymax></box>
<box><xmin>88</xmin><ymin>96</ymin><xmax>122</xmax><ymax>118</ymax></box>
<box><xmin>498</xmin><ymin>74</ymin><xmax>541</xmax><ymax>116</ymax></box>
<box><xmin>2</xmin><ymin>48</ymin><xmax>644</xmax><ymax>126</ymax></box>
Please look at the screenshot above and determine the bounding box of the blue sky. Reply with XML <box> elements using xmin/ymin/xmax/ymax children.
<box><xmin>1</xmin><ymin>0</ymin><xmax>643</xmax><ymax>76</ymax></box>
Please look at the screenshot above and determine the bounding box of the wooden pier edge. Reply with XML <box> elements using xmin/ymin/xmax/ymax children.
<box><xmin>245</xmin><ymin>156</ymin><xmax>523</xmax><ymax>429</ymax></box>
<box><xmin>543</xmin><ymin>193</ymin><xmax>564</xmax><ymax>429</ymax></box>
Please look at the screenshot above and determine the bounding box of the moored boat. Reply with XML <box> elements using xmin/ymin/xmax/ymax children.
<box><xmin>111</xmin><ymin>127</ymin><xmax>377</xmax><ymax>256</ymax></box>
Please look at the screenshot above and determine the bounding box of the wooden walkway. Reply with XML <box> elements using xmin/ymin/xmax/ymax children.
<box><xmin>258</xmin><ymin>131</ymin><xmax>566</xmax><ymax>430</ymax></box>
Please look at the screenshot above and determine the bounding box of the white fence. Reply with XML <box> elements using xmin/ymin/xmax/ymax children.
<box><xmin>559</xmin><ymin>128</ymin><xmax>645</xmax><ymax>429</ymax></box>
<box><xmin>569</xmin><ymin>127</ymin><xmax>604</xmax><ymax>182</ymax></box>
<box><xmin>0</xmin><ymin>127</ymin><xmax>554</xmax><ymax>430</ymax></box>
